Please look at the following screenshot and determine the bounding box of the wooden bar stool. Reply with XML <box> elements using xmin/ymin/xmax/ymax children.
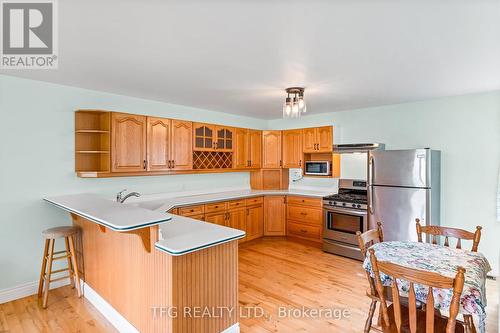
<box><xmin>37</xmin><ymin>226</ymin><xmax>82</xmax><ymax>308</ymax></box>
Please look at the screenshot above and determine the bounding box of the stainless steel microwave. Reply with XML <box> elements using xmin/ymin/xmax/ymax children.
<box><xmin>304</xmin><ymin>161</ymin><xmax>331</xmax><ymax>176</ymax></box>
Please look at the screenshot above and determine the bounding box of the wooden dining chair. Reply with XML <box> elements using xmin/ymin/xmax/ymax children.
<box><xmin>415</xmin><ymin>218</ymin><xmax>479</xmax><ymax>332</ymax></box>
<box><xmin>415</xmin><ymin>218</ymin><xmax>482</xmax><ymax>252</ymax></box>
<box><xmin>369</xmin><ymin>248</ymin><xmax>466</xmax><ymax>333</ymax></box>
<box><xmin>357</xmin><ymin>222</ymin><xmax>386</xmax><ymax>332</ymax></box>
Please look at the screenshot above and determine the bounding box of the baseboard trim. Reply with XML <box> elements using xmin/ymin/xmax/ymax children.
<box><xmin>0</xmin><ymin>278</ymin><xmax>70</xmax><ymax>304</ymax></box>
<box><xmin>82</xmin><ymin>281</ymin><xmax>140</xmax><ymax>333</ymax></box>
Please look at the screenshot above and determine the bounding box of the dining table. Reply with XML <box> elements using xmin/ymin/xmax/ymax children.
<box><xmin>363</xmin><ymin>241</ymin><xmax>492</xmax><ymax>333</ymax></box>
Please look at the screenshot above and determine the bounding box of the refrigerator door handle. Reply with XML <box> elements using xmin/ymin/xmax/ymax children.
<box><xmin>369</xmin><ymin>156</ymin><xmax>375</xmax><ymax>214</ymax></box>
<box><xmin>417</xmin><ymin>154</ymin><xmax>425</xmax><ymax>185</ymax></box>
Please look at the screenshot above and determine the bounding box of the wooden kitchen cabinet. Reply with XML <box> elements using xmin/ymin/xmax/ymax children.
<box><xmin>302</xmin><ymin>126</ymin><xmax>333</xmax><ymax>153</ymax></box>
<box><xmin>246</xmin><ymin>204</ymin><xmax>264</xmax><ymax>241</ymax></box>
<box><xmin>234</xmin><ymin>128</ymin><xmax>249</xmax><ymax>168</ymax></box>
<box><xmin>286</xmin><ymin>196</ymin><xmax>323</xmax><ymax>242</ymax></box>
<box><xmin>193</xmin><ymin>123</ymin><xmax>234</xmax><ymax>152</ymax></box>
<box><xmin>205</xmin><ymin>212</ymin><xmax>227</xmax><ymax>227</ymax></box>
<box><xmin>262</xmin><ymin>130</ymin><xmax>282</xmax><ymax>168</ymax></box>
<box><xmin>147</xmin><ymin>117</ymin><xmax>170</xmax><ymax>171</ymax></box>
<box><xmin>228</xmin><ymin>208</ymin><xmax>247</xmax><ymax>243</ymax></box>
<box><xmin>215</xmin><ymin>126</ymin><xmax>234</xmax><ymax>152</ymax></box>
<box><xmin>193</xmin><ymin>123</ymin><xmax>216</xmax><ymax>151</ymax></box>
<box><xmin>263</xmin><ymin>196</ymin><xmax>286</xmax><ymax>236</ymax></box>
<box><xmin>249</xmin><ymin>130</ymin><xmax>262</xmax><ymax>168</ymax></box>
<box><xmin>111</xmin><ymin>113</ymin><xmax>147</xmax><ymax>172</ymax></box>
<box><xmin>234</xmin><ymin>128</ymin><xmax>262</xmax><ymax>169</ymax></box>
<box><xmin>282</xmin><ymin>129</ymin><xmax>303</xmax><ymax>168</ymax></box>
<box><xmin>147</xmin><ymin>118</ymin><xmax>192</xmax><ymax>172</ymax></box>
<box><xmin>170</xmin><ymin>120</ymin><xmax>193</xmax><ymax>170</ymax></box>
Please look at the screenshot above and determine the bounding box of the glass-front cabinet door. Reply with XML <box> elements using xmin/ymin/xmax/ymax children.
<box><xmin>193</xmin><ymin>123</ymin><xmax>216</xmax><ymax>151</ymax></box>
<box><xmin>216</xmin><ymin>126</ymin><xmax>234</xmax><ymax>152</ymax></box>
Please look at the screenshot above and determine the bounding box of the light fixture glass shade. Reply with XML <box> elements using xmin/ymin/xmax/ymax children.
<box><xmin>282</xmin><ymin>88</ymin><xmax>306</xmax><ymax>118</ymax></box>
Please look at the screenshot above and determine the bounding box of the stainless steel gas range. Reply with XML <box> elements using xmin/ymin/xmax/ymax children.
<box><xmin>322</xmin><ymin>179</ymin><xmax>368</xmax><ymax>260</ymax></box>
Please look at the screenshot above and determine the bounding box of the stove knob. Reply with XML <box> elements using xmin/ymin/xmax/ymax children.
<box><xmin>357</xmin><ymin>204</ymin><xmax>361</xmax><ymax>208</ymax></box>
<box><xmin>352</xmin><ymin>203</ymin><xmax>356</xmax><ymax>208</ymax></box>
<box><xmin>342</xmin><ymin>203</ymin><xmax>346</xmax><ymax>207</ymax></box>
<box><xmin>333</xmin><ymin>201</ymin><xmax>337</xmax><ymax>206</ymax></box>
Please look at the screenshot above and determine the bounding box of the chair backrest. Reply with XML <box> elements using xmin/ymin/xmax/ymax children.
<box><xmin>356</xmin><ymin>221</ymin><xmax>384</xmax><ymax>258</ymax></box>
<box><xmin>356</xmin><ymin>222</ymin><xmax>384</xmax><ymax>296</ymax></box>
<box><xmin>415</xmin><ymin>218</ymin><xmax>482</xmax><ymax>252</ymax></box>
<box><xmin>369</xmin><ymin>248</ymin><xmax>465</xmax><ymax>333</ymax></box>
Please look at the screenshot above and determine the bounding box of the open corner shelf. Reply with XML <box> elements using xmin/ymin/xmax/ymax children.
<box><xmin>75</xmin><ymin>110</ymin><xmax>111</xmax><ymax>173</ymax></box>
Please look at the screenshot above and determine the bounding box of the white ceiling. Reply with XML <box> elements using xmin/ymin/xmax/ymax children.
<box><xmin>2</xmin><ymin>0</ymin><xmax>500</xmax><ymax>119</ymax></box>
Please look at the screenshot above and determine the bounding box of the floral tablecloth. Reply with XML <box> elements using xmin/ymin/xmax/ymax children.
<box><xmin>363</xmin><ymin>241</ymin><xmax>491</xmax><ymax>333</ymax></box>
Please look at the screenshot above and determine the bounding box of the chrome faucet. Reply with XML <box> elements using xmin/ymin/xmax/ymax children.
<box><xmin>116</xmin><ymin>189</ymin><xmax>141</xmax><ymax>203</ymax></box>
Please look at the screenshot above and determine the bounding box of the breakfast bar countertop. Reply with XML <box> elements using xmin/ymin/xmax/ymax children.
<box><xmin>44</xmin><ymin>193</ymin><xmax>173</xmax><ymax>231</ymax></box>
<box><xmin>155</xmin><ymin>215</ymin><xmax>245</xmax><ymax>256</ymax></box>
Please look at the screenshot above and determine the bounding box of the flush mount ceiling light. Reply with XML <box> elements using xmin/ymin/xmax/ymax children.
<box><xmin>282</xmin><ymin>87</ymin><xmax>306</xmax><ymax>119</ymax></box>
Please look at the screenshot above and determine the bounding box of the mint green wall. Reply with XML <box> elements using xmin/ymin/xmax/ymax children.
<box><xmin>1</xmin><ymin>75</ymin><xmax>499</xmax><ymax>292</ymax></box>
<box><xmin>0</xmin><ymin>75</ymin><xmax>267</xmax><ymax>290</ymax></box>
<box><xmin>269</xmin><ymin>92</ymin><xmax>500</xmax><ymax>275</ymax></box>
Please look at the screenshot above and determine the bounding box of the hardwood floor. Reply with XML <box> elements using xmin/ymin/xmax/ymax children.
<box><xmin>1</xmin><ymin>238</ymin><xmax>497</xmax><ymax>332</ymax></box>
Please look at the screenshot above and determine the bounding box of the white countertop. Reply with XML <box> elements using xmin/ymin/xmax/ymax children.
<box><xmin>44</xmin><ymin>194</ymin><xmax>172</xmax><ymax>231</ymax></box>
<box><xmin>44</xmin><ymin>188</ymin><xmax>333</xmax><ymax>256</ymax></box>
<box><xmin>156</xmin><ymin>215</ymin><xmax>245</xmax><ymax>256</ymax></box>
<box><xmin>152</xmin><ymin>189</ymin><xmax>333</xmax><ymax>213</ymax></box>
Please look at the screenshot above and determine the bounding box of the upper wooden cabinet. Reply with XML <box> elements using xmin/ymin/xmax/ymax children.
<box><xmin>147</xmin><ymin>117</ymin><xmax>171</xmax><ymax>171</ymax></box>
<box><xmin>234</xmin><ymin>128</ymin><xmax>262</xmax><ymax>169</ymax></box>
<box><xmin>263</xmin><ymin>196</ymin><xmax>286</xmax><ymax>236</ymax></box>
<box><xmin>282</xmin><ymin>129</ymin><xmax>303</xmax><ymax>168</ymax></box>
<box><xmin>262</xmin><ymin>130</ymin><xmax>282</xmax><ymax>168</ymax></box>
<box><xmin>147</xmin><ymin>118</ymin><xmax>193</xmax><ymax>172</ymax></box>
<box><xmin>112</xmin><ymin>113</ymin><xmax>147</xmax><ymax>172</ymax></box>
<box><xmin>302</xmin><ymin>126</ymin><xmax>333</xmax><ymax>153</ymax></box>
<box><xmin>170</xmin><ymin>120</ymin><xmax>193</xmax><ymax>170</ymax></box>
<box><xmin>249</xmin><ymin>130</ymin><xmax>262</xmax><ymax>168</ymax></box>
<box><xmin>193</xmin><ymin>123</ymin><xmax>234</xmax><ymax>152</ymax></box>
<box><xmin>234</xmin><ymin>128</ymin><xmax>249</xmax><ymax>168</ymax></box>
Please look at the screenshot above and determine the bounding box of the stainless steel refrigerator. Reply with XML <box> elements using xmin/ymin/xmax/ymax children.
<box><xmin>368</xmin><ymin>148</ymin><xmax>440</xmax><ymax>241</ymax></box>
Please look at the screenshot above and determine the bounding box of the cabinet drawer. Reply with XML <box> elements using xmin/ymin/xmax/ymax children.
<box><xmin>227</xmin><ymin>199</ymin><xmax>246</xmax><ymax>210</ymax></box>
<box><xmin>287</xmin><ymin>205</ymin><xmax>322</xmax><ymax>225</ymax></box>
<box><xmin>287</xmin><ymin>196</ymin><xmax>322</xmax><ymax>208</ymax></box>
<box><xmin>287</xmin><ymin>221</ymin><xmax>321</xmax><ymax>240</ymax></box>
<box><xmin>178</xmin><ymin>205</ymin><xmax>204</xmax><ymax>216</ymax></box>
<box><xmin>245</xmin><ymin>196</ymin><xmax>264</xmax><ymax>206</ymax></box>
<box><xmin>205</xmin><ymin>201</ymin><xmax>227</xmax><ymax>213</ymax></box>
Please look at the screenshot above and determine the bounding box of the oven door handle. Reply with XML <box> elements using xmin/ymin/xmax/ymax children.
<box><xmin>324</xmin><ymin>208</ymin><xmax>367</xmax><ymax>216</ymax></box>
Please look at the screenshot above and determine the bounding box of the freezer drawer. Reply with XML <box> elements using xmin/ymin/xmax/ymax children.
<box><xmin>369</xmin><ymin>186</ymin><xmax>430</xmax><ymax>242</ymax></box>
<box><xmin>369</xmin><ymin>149</ymin><xmax>436</xmax><ymax>188</ymax></box>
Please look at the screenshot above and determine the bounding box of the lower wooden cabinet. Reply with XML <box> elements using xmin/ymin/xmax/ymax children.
<box><xmin>246</xmin><ymin>204</ymin><xmax>264</xmax><ymax>241</ymax></box>
<box><xmin>263</xmin><ymin>196</ymin><xmax>286</xmax><ymax>236</ymax></box>
<box><xmin>228</xmin><ymin>208</ymin><xmax>247</xmax><ymax>243</ymax></box>
<box><xmin>286</xmin><ymin>196</ymin><xmax>323</xmax><ymax>243</ymax></box>
<box><xmin>205</xmin><ymin>212</ymin><xmax>227</xmax><ymax>226</ymax></box>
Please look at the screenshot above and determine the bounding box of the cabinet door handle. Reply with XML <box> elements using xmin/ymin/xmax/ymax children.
<box><xmin>172</xmin><ymin>160</ymin><xmax>175</xmax><ymax>168</ymax></box>
<box><xmin>168</xmin><ymin>160</ymin><xmax>172</xmax><ymax>168</ymax></box>
<box><xmin>300</xmin><ymin>229</ymin><xmax>307</xmax><ymax>233</ymax></box>
<box><xmin>299</xmin><ymin>160</ymin><xmax>302</xmax><ymax>167</ymax></box>
<box><xmin>300</xmin><ymin>212</ymin><xmax>307</xmax><ymax>216</ymax></box>
<box><xmin>280</xmin><ymin>160</ymin><xmax>282</xmax><ymax>167</ymax></box>
<box><xmin>143</xmin><ymin>160</ymin><xmax>147</xmax><ymax>170</ymax></box>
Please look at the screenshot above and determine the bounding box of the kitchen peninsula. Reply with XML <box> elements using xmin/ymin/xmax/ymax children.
<box><xmin>44</xmin><ymin>187</ymin><xmax>332</xmax><ymax>333</ymax></box>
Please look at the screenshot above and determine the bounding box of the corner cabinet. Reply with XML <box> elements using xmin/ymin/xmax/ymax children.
<box><xmin>263</xmin><ymin>196</ymin><xmax>286</xmax><ymax>236</ymax></box>
<box><xmin>112</xmin><ymin>113</ymin><xmax>147</xmax><ymax>172</ymax></box>
<box><xmin>262</xmin><ymin>130</ymin><xmax>282</xmax><ymax>169</ymax></box>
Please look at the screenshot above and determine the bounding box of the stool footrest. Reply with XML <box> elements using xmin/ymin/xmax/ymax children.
<box><xmin>48</xmin><ymin>275</ymin><xmax>71</xmax><ymax>283</ymax></box>
<box><xmin>47</xmin><ymin>254</ymin><xmax>71</xmax><ymax>261</ymax></box>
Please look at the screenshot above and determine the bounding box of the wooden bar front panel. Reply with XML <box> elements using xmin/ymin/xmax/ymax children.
<box><xmin>72</xmin><ymin>215</ymin><xmax>238</xmax><ymax>333</ymax></box>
